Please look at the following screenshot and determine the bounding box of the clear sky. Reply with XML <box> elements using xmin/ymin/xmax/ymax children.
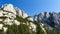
<box><xmin>0</xmin><ymin>0</ymin><xmax>60</xmax><ymax>16</ymax></box>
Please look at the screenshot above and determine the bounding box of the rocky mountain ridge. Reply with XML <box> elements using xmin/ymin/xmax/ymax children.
<box><xmin>0</xmin><ymin>4</ymin><xmax>38</xmax><ymax>34</ymax></box>
<box><xmin>33</xmin><ymin>12</ymin><xmax>60</xmax><ymax>29</ymax></box>
<box><xmin>0</xmin><ymin>4</ymin><xmax>60</xmax><ymax>34</ymax></box>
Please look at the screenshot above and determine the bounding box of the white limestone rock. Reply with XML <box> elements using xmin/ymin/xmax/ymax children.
<box><xmin>30</xmin><ymin>22</ymin><xmax>36</xmax><ymax>32</ymax></box>
<box><xmin>2</xmin><ymin>4</ymin><xmax>16</xmax><ymax>15</ymax></box>
<box><xmin>0</xmin><ymin>4</ymin><xmax>37</xmax><ymax>33</ymax></box>
<box><xmin>3</xmin><ymin>27</ymin><xmax>8</xmax><ymax>32</ymax></box>
<box><xmin>0</xmin><ymin>24</ymin><xmax>3</xmax><ymax>30</ymax></box>
<box><xmin>14</xmin><ymin>20</ymin><xmax>20</xmax><ymax>25</ymax></box>
<box><xmin>15</xmin><ymin>7</ymin><xmax>28</xmax><ymax>18</ymax></box>
<box><xmin>28</xmin><ymin>17</ymin><xmax>34</xmax><ymax>21</ymax></box>
<box><xmin>0</xmin><ymin>10</ymin><xmax>3</xmax><ymax>16</ymax></box>
<box><xmin>0</xmin><ymin>19</ymin><xmax>3</xmax><ymax>21</ymax></box>
<box><xmin>22</xmin><ymin>12</ymin><xmax>28</xmax><ymax>18</ymax></box>
<box><xmin>4</xmin><ymin>18</ymin><xmax>13</xmax><ymax>25</ymax></box>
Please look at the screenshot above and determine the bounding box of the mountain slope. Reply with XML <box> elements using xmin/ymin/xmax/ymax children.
<box><xmin>0</xmin><ymin>4</ymin><xmax>60</xmax><ymax>34</ymax></box>
<box><xmin>33</xmin><ymin>12</ymin><xmax>60</xmax><ymax>34</ymax></box>
<box><xmin>0</xmin><ymin>4</ymin><xmax>45</xmax><ymax>34</ymax></box>
<box><xmin>34</xmin><ymin>12</ymin><xmax>60</xmax><ymax>29</ymax></box>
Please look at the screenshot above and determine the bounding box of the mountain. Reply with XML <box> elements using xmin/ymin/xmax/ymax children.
<box><xmin>0</xmin><ymin>4</ymin><xmax>45</xmax><ymax>34</ymax></box>
<box><xmin>0</xmin><ymin>4</ymin><xmax>60</xmax><ymax>34</ymax></box>
<box><xmin>33</xmin><ymin>12</ymin><xmax>60</xmax><ymax>34</ymax></box>
<box><xmin>33</xmin><ymin>12</ymin><xmax>60</xmax><ymax>29</ymax></box>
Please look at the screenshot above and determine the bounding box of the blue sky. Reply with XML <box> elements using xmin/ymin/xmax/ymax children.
<box><xmin>0</xmin><ymin>0</ymin><xmax>60</xmax><ymax>16</ymax></box>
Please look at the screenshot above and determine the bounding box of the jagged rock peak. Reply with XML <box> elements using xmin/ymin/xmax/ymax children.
<box><xmin>1</xmin><ymin>4</ymin><xmax>16</xmax><ymax>15</ymax></box>
<box><xmin>33</xmin><ymin>12</ymin><xmax>60</xmax><ymax>29</ymax></box>
<box><xmin>0</xmin><ymin>4</ymin><xmax>28</xmax><ymax>18</ymax></box>
<box><xmin>0</xmin><ymin>4</ymin><xmax>37</xmax><ymax>33</ymax></box>
<box><xmin>0</xmin><ymin>4</ymin><xmax>29</xmax><ymax>26</ymax></box>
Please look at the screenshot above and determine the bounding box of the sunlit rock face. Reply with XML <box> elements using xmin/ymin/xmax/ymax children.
<box><xmin>2</xmin><ymin>4</ymin><xmax>16</xmax><ymax>15</ymax></box>
<box><xmin>1</xmin><ymin>4</ymin><xmax>28</xmax><ymax>18</ymax></box>
<box><xmin>15</xmin><ymin>7</ymin><xmax>28</xmax><ymax>18</ymax></box>
<box><xmin>3</xmin><ymin>27</ymin><xmax>8</xmax><ymax>32</ymax></box>
<box><xmin>28</xmin><ymin>17</ymin><xmax>34</xmax><ymax>21</ymax></box>
<box><xmin>0</xmin><ymin>4</ymin><xmax>28</xmax><ymax>26</ymax></box>
<box><xmin>14</xmin><ymin>20</ymin><xmax>20</xmax><ymax>25</ymax></box>
<box><xmin>0</xmin><ymin>4</ymin><xmax>22</xmax><ymax>32</ymax></box>
<box><xmin>0</xmin><ymin>24</ymin><xmax>3</xmax><ymax>30</ymax></box>
<box><xmin>30</xmin><ymin>22</ymin><xmax>36</xmax><ymax>32</ymax></box>
<box><xmin>0</xmin><ymin>4</ymin><xmax>37</xmax><ymax>34</ymax></box>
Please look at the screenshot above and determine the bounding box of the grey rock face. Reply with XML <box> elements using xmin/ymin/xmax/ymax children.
<box><xmin>34</xmin><ymin>12</ymin><xmax>60</xmax><ymax>29</ymax></box>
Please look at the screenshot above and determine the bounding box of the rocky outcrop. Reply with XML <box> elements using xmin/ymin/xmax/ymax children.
<box><xmin>34</xmin><ymin>12</ymin><xmax>60</xmax><ymax>30</ymax></box>
<box><xmin>0</xmin><ymin>4</ymin><xmax>60</xmax><ymax>34</ymax></box>
<box><xmin>0</xmin><ymin>4</ymin><xmax>38</xmax><ymax>34</ymax></box>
